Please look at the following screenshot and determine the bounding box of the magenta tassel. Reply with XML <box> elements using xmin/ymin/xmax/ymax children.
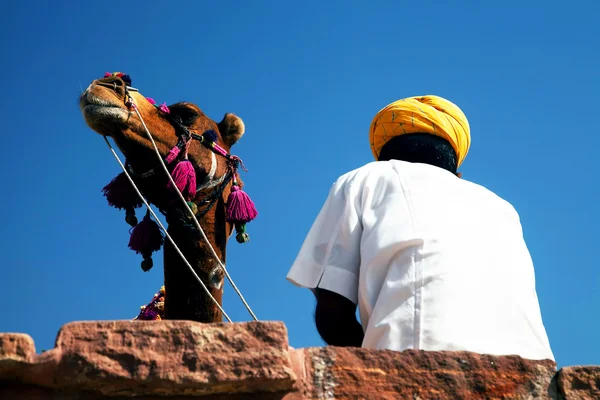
<box><xmin>167</xmin><ymin>160</ymin><xmax>196</xmax><ymax>200</ymax></box>
<box><xmin>226</xmin><ymin>184</ymin><xmax>258</xmax><ymax>223</ymax></box>
<box><xmin>164</xmin><ymin>146</ymin><xmax>181</xmax><ymax>164</ymax></box>
<box><xmin>128</xmin><ymin>212</ymin><xmax>164</xmax><ymax>254</ymax></box>
<box><xmin>102</xmin><ymin>172</ymin><xmax>142</xmax><ymax>210</ymax></box>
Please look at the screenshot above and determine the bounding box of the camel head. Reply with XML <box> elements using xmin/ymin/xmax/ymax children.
<box><xmin>80</xmin><ymin>73</ymin><xmax>246</xmax><ymax>176</ymax></box>
<box><xmin>78</xmin><ymin>73</ymin><xmax>258</xmax><ymax>322</ymax></box>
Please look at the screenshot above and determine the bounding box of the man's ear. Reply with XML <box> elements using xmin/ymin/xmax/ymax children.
<box><xmin>218</xmin><ymin>113</ymin><xmax>245</xmax><ymax>147</ymax></box>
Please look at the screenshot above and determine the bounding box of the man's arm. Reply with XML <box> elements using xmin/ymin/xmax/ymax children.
<box><xmin>286</xmin><ymin>174</ymin><xmax>364</xmax><ymax>346</ymax></box>
<box><xmin>314</xmin><ymin>288</ymin><xmax>364</xmax><ymax>347</ymax></box>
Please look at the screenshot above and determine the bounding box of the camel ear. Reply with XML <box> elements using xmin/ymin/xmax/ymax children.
<box><xmin>218</xmin><ymin>113</ymin><xmax>245</xmax><ymax>147</ymax></box>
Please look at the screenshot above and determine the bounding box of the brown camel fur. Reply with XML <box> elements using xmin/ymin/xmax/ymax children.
<box><xmin>79</xmin><ymin>73</ymin><xmax>249</xmax><ymax>323</ymax></box>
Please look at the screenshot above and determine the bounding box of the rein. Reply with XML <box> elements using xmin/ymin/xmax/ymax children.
<box><xmin>97</xmin><ymin>72</ymin><xmax>258</xmax><ymax>322</ymax></box>
<box><xmin>103</xmin><ymin>137</ymin><xmax>232</xmax><ymax>322</ymax></box>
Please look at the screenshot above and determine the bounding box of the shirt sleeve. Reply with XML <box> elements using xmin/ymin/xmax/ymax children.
<box><xmin>286</xmin><ymin>175</ymin><xmax>363</xmax><ymax>304</ymax></box>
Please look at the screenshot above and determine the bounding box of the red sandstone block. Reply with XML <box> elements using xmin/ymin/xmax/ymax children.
<box><xmin>4</xmin><ymin>322</ymin><xmax>600</xmax><ymax>399</ymax></box>
<box><xmin>0</xmin><ymin>333</ymin><xmax>35</xmax><ymax>361</ymax></box>
<box><xmin>1</xmin><ymin>321</ymin><xmax>297</xmax><ymax>397</ymax></box>
<box><xmin>302</xmin><ymin>347</ymin><xmax>557</xmax><ymax>400</ymax></box>
<box><xmin>557</xmin><ymin>366</ymin><xmax>600</xmax><ymax>400</ymax></box>
<box><xmin>0</xmin><ymin>333</ymin><xmax>36</xmax><ymax>381</ymax></box>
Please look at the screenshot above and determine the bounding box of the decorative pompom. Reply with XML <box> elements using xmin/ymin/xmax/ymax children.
<box><xmin>121</xmin><ymin>74</ymin><xmax>132</xmax><ymax>86</ymax></box>
<box><xmin>226</xmin><ymin>183</ymin><xmax>258</xmax><ymax>224</ymax></box>
<box><xmin>235</xmin><ymin>223</ymin><xmax>250</xmax><ymax>243</ymax></box>
<box><xmin>102</xmin><ymin>72</ymin><xmax>131</xmax><ymax>86</ymax></box>
<box><xmin>158</xmin><ymin>102</ymin><xmax>170</xmax><ymax>114</ymax></box>
<box><xmin>203</xmin><ymin>129</ymin><xmax>218</xmax><ymax>143</ymax></box>
<box><xmin>128</xmin><ymin>211</ymin><xmax>164</xmax><ymax>256</ymax></box>
<box><xmin>102</xmin><ymin>172</ymin><xmax>143</xmax><ymax>210</ymax></box>
<box><xmin>141</xmin><ymin>308</ymin><xmax>160</xmax><ymax>320</ymax></box>
<box><xmin>168</xmin><ymin>160</ymin><xmax>196</xmax><ymax>201</ymax></box>
<box><xmin>146</xmin><ymin>97</ymin><xmax>156</xmax><ymax>105</ymax></box>
<box><xmin>164</xmin><ymin>145</ymin><xmax>181</xmax><ymax>164</ymax></box>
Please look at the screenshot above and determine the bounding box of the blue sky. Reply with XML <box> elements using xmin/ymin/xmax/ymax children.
<box><xmin>1</xmin><ymin>1</ymin><xmax>598</xmax><ymax>368</ymax></box>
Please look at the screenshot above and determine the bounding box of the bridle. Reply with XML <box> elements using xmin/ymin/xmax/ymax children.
<box><xmin>98</xmin><ymin>75</ymin><xmax>248</xmax><ymax>238</ymax></box>
<box><xmin>94</xmin><ymin>73</ymin><xmax>258</xmax><ymax>322</ymax></box>
<box><xmin>123</xmin><ymin>126</ymin><xmax>237</xmax><ymax>224</ymax></box>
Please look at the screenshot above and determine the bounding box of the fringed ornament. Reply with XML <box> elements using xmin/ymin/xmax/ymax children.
<box><xmin>167</xmin><ymin>141</ymin><xmax>196</xmax><ymax>201</ymax></box>
<box><xmin>102</xmin><ymin>171</ymin><xmax>143</xmax><ymax>210</ymax></box>
<box><xmin>168</xmin><ymin>159</ymin><xmax>196</xmax><ymax>200</ymax></box>
<box><xmin>133</xmin><ymin>286</ymin><xmax>165</xmax><ymax>321</ymax></box>
<box><xmin>226</xmin><ymin>182</ymin><xmax>258</xmax><ymax>224</ymax></box>
<box><xmin>226</xmin><ymin>177</ymin><xmax>258</xmax><ymax>244</ymax></box>
<box><xmin>102</xmin><ymin>171</ymin><xmax>143</xmax><ymax>227</ymax></box>
<box><xmin>128</xmin><ymin>210</ymin><xmax>164</xmax><ymax>272</ymax></box>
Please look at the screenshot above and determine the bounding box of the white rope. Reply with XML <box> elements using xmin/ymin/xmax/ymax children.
<box><xmin>130</xmin><ymin>104</ymin><xmax>258</xmax><ymax>321</ymax></box>
<box><xmin>103</xmin><ymin>136</ymin><xmax>232</xmax><ymax>322</ymax></box>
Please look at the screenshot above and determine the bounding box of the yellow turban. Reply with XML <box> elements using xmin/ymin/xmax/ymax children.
<box><xmin>369</xmin><ymin>95</ymin><xmax>471</xmax><ymax>167</ymax></box>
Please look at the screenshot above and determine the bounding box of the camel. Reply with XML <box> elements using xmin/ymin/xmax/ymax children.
<box><xmin>79</xmin><ymin>72</ymin><xmax>257</xmax><ymax>323</ymax></box>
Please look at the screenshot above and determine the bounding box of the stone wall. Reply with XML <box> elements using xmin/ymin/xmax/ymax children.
<box><xmin>1</xmin><ymin>321</ymin><xmax>598</xmax><ymax>399</ymax></box>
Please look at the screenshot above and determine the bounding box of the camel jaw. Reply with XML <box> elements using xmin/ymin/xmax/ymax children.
<box><xmin>80</xmin><ymin>87</ymin><xmax>130</xmax><ymax>136</ymax></box>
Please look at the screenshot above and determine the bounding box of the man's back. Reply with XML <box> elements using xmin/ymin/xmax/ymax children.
<box><xmin>287</xmin><ymin>160</ymin><xmax>554</xmax><ymax>361</ymax></box>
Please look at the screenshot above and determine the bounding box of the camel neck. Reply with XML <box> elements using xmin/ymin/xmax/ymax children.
<box><xmin>162</xmin><ymin>203</ymin><xmax>230</xmax><ymax>323</ymax></box>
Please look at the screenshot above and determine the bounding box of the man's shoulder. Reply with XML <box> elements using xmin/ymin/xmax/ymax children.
<box><xmin>457</xmin><ymin>178</ymin><xmax>522</xmax><ymax>223</ymax></box>
<box><xmin>335</xmin><ymin>160</ymin><xmax>401</xmax><ymax>185</ymax></box>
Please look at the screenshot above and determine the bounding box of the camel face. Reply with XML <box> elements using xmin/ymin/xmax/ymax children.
<box><xmin>80</xmin><ymin>76</ymin><xmax>130</xmax><ymax>134</ymax></box>
<box><xmin>80</xmin><ymin>75</ymin><xmax>179</xmax><ymax>146</ymax></box>
<box><xmin>79</xmin><ymin>73</ymin><xmax>246</xmax><ymax>168</ymax></box>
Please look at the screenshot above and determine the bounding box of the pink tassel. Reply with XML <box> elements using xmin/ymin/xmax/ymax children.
<box><xmin>167</xmin><ymin>159</ymin><xmax>196</xmax><ymax>201</ymax></box>
<box><xmin>226</xmin><ymin>184</ymin><xmax>258</xmax><ymax>223</ymax></box>
<box><xmin>164</xmin><ymin>146</ymin><xmax>181</xmax><ymax>164</ymax></box>
<box><xmin>102</xmin><ymin>172</ymin><xmax>142</xmax><ymax>210</ymax></box>
<box><xmin>128</xmin><ymin>212</ymin><xmax>164</xmax><ymax>255</ymax></box>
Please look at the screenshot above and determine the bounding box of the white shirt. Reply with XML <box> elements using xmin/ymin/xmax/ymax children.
<box><xmin>286</xmin><ymin>160</ymin><xmax>554</xmax><ymax>361</ymax></box>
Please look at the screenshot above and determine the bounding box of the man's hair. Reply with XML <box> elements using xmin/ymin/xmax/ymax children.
<box><xmin>377</xmin><ymin>133</ymin><xmax>458</xmax><ymax>173</ymax></box>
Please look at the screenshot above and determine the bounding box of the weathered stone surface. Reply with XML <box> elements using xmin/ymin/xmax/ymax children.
<box><xmin>0</xmin><ymin>384</ymin><xmax>294</xmax><ymax>400</ymax></box>
<box><xmin>0</xmin><ymin>333</ymin><xmax>36</xmax><ymax>380</ymax></box>
<box><xmin>556</xmin><ymin>366</ymin><xmax>600</xmax><ymax>400</ymax></box>
<box><xmin>3</xmin><ymin>321</ymin><xmax>600</xmax><ymax>399</ymax></box>
<box><xmin>0</xmin><ymin>333</ymin><xmax>35</xmax><ymax>362</ymax></box>
<box><xmin>0</xmin><ymin>321</ymin><xmax>296</xmax><ymax>397</ymax></box>
<box><xmin>303</xmin><ymin>347</ymin><xmax>558</xmax><ymax>400</ymax></box>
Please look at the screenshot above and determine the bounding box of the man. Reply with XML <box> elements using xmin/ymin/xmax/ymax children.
<box><xmin>286</xmin><ymin>95</ymin><xmax>554</xmax><ymax>361</ymax></box>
